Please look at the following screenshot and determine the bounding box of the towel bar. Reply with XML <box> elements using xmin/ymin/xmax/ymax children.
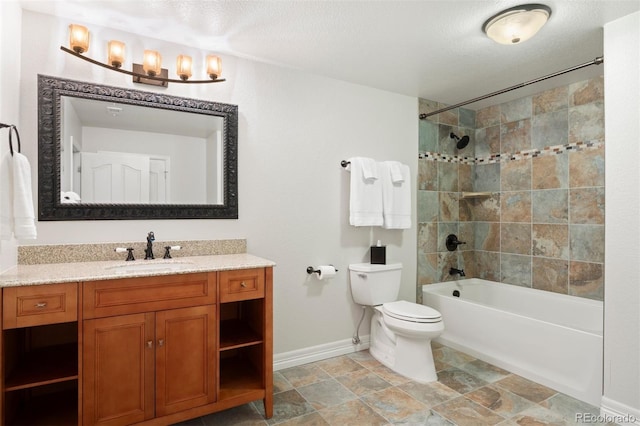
<box><xmin>0</xmin><ymin>123</ymin><xmax>20</xmax><ymax>156</ymax></box>
<box><xmin>341</xmin><ymin>160</ymin><xmax>350</xmax><ymax>168</ymax></box>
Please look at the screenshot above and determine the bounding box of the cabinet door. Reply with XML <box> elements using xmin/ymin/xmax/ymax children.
<box><xmin>155</xmin><ymin>305</ymin><xmax>216</xmax><ymax>416</ymax></box>
<box><xmin>83</xmin><ymin>313</ymin><xmax>155</xmax><ymax>426</ymax></box>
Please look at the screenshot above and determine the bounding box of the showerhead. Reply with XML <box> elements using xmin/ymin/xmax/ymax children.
<box><xmin>450</xmin><ymin>132</ymin><xmax>470</xmax><ymax>150</ymax></box>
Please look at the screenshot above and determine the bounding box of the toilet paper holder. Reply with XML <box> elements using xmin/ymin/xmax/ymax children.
<box><xmin>306</xmin><ymin>265</ymin><xmax>339</xmax><ymax>275</ymax></box>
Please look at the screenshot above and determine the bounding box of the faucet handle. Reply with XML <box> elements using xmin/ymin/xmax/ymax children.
<box><xmin>163</xmin><ymin>245</ymin><xmax>181</xmax><ymax>259</ymax></box>
<box><xmin>446</xmin><ymin>234</ymin><xmax>467</xmax><ymax>252</ymax></box>
<box><xmin>115</xmin><ymin>247</ymin><xmax>135</xmax><ymax>261</ymax></box>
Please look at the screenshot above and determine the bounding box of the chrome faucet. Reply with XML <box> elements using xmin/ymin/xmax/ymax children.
<box><xmin>144</xmin><ymin>231</ymin><xmax>155</xmax><ymax>260</ymax></box>
<box><xmin>449</xmin><ymin>267</ymin><xmax>465</xmax><ymax>277</ymax></box>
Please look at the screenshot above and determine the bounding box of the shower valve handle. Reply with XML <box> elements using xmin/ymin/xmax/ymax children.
<box><xmin>446</xmin><ymin>234</ymin><xmax>466</xmax><ymax>251</ymax></box>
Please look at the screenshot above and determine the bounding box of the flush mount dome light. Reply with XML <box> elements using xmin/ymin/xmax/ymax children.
<box><xmin>483</xmin><ymin>3</ymin><xmax>551</xmax><ymax>45</ymax></box>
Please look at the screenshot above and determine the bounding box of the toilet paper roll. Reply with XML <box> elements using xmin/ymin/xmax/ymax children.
<box><xmin>317</xmin><ymin>265</ymin><xmax>337</xmax><ymax>280</ymax></box>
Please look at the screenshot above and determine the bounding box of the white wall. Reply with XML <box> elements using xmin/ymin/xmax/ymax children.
<box><xmin>0</xmin><ymin>1</ymin><xmax>21</xmax><ymax>273</ymax></box>
<box><xmin>603</xmin><ymin>11</ymin><xmax>640</xmax><ymax>422</ymax></box>
<box><xmin>17</xmin><ymin>10</ymin><xmax>418</xmax><ymax>355</ymax></box>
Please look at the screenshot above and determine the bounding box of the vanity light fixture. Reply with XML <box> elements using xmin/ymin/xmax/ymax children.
<box><xmin>69</xmin><ymin>24</ymin><xmax>90</xmax><ymax>53</ymax></box>
<box><xmin>107</xmin><ymin>40</ymin><xmax>125</xmax><ymax>68</ymax></box>
<box><xmin>61</xmin><ymin>24</ymin><xmax>225</xmax><ymax>86</ymax></box>
<box><xmin>206</xmin><ymin>55</ymin><xmax>222</xmax><ymax>80</ymax></box>
<box><xmin>482</xmin><ymin>3</ymin><xmax>551</xmax><ymax>45</ymax></box>
<box><xmin>176</xmin><ymin>54</ymin><xmax>193</xmax><ymax>80</ymax></box>
<box><xmin>142</xmin><ymin>50</ymin><xmax>163</xmax><ymax>77</ymax></box>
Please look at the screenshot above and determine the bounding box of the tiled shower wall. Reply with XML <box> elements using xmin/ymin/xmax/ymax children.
<box><xmin>417</xmin><ymin>76</ymin><xmax>604</xmax><ymax>303</ymax></box>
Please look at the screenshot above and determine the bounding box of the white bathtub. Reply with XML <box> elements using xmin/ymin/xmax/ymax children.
<box><xmin>422</xmin><ymin>279</ymin><xmax>603</xmax><ymax>406</ymax></box>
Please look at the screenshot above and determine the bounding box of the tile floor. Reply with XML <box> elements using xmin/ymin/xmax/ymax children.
<box><xmin>177</xmin><ymin>342</ymin><xmax>608</xmax><ymax>425</ymax></box>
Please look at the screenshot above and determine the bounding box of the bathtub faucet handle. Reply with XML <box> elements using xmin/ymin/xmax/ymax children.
<box><xmin>449</xmin><ymin>267</ymin><xmax>466</xmax><ymax>277</ymax></box>
<box><xmin>446</xmin><ymin>234</ymin><xmax>467</xmax><ymax>251</ymax></box>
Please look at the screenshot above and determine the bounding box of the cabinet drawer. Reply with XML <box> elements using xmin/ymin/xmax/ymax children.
<box><xmin>3</xmin><ymin>283</ymin><xmax>78</xmax><ymax>329</ymax></box>
<box><xmin>83</xmin><ymin>273</ymin><xmax>215</xmax><ymax>319</ymax></box>
<box><xmin>219</xmin><ymin>268</ymin><xmax>265</xmax><ymax>302</ymax></box>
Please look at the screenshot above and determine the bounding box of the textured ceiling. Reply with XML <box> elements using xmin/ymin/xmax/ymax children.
<box><xmin>19</xmin><ymin>0</ymin><xmax>640</xmax><ymax>108</ymax></box>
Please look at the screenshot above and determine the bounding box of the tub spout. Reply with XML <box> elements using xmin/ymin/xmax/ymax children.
<box><xmin>449</xmin><ymin>267</ymin><xmax>465</xmax><ymax>277</ymax></box>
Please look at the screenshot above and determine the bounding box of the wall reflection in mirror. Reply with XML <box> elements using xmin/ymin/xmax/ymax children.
<box><xmin>38</xmin><ymin>74</ymin><xmax>238</xmax><ymax>220</ymax></box>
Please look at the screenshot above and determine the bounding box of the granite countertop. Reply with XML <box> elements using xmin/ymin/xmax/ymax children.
<box><xmin>0</xmin><ymin>254</ymin><xmax>276</xmax><ymax>287</ymax></box>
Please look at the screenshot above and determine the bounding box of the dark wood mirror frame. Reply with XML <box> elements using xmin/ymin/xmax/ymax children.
<box><xmin>37</xmin><ymin>74</ymin><xmax>238</xmax><ymax>220</ymax></box>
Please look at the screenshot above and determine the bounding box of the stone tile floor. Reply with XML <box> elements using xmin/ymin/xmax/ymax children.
<box><xmin>176</xmin><ymin>342</ymin><xmax>608</xmax><ymax>425</ymax></box>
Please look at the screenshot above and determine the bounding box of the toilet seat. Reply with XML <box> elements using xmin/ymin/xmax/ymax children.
<box><xmin>382</xmin><ymin>300</ymin><xmax>442</xmax><ymax>323</ymax></box>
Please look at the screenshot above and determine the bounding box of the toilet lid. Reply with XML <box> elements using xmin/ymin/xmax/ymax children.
<box><xmin>382</xmin><ymin>300</ymin><xmax>442</xmax><ymax>323</ymax></box>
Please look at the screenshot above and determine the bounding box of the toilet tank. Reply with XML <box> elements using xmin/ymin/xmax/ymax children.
<box><xmin>349</xmin><ymin>263</ymin><xmax>402</xmax><ymax>306</ymax></box>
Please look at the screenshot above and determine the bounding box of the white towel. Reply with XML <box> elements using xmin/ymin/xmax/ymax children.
<box><xmin>380</xmin><ymin>161</ymin><xmax>412</xmax><ymax>229</ymax></box>
<box><xmin>360</xmin><ymin>157</ymin><xmax>379</xmax><ymax>180</ymax></box>
<box><xmin>12</xmin><ymin>153</ymin><xmax>37</xmax><ymax>239</ymax></box>
<box><xmin>61</xmin><ymin>191</ymin><xmax>81</xmax><ymax>203</ymax></box>
<box><xmin>388</xmin><ymin>161</ymin><xmax>405</xmax><ymax>183</ymax></box>
<box><xmin>0</xmin><ymin>153</ymin><xmax>13</xmax><ymax>240</ymax></box>
<box><xmin>346</xmin><ymin>156</ymin><xmax>378</xmax><ymax>180</ymax></box>
<box><xmin>347</xmin><ymin>157</ymin><xmax>383</xmax><ymax>226</ymax></box>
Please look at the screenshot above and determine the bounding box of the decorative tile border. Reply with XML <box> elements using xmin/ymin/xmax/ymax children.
<box><xmin>419</xmin><ymin>152</ymin><xmax>475</xmax><ymax>165</ymax></box>
<box><xmin>419</xmin><ymin>140</ymin><xmax>604</xmax><ymax>165</ymax></box>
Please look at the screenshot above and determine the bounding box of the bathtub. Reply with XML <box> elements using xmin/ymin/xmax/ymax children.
<box><xmin>422</xmin><ymin>279</ymin><xmax>603</xmax><ymax>406</ymax></box>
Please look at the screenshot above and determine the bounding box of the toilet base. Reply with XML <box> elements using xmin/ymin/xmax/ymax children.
<box><xmin>369</xmin><ymin>310</ymin><xmax>441</xmax><ymax>383</ymax></box>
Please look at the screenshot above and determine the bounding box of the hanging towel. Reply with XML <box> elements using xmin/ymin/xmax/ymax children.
<box><xmin>360</xmin><ymin>157</ymin><xmax>379</xmax><ymax>180</ymax></box>
<box><xmin>12</xmin><ymin>152</ymin><xmax>37</xmax><ymax>239</ymax></box>
<box><xmin>388</xmin><ymin>161</ymin><xmax>405</xmax><ymax>183</ymax></box>
<box><xmin>380</xmin><ymin>161</ymin><xmax>412</xmax><ymax>229</ymax></box>
<box><xmin>347</xmin><ymin>157</ymin><xmax>383</xmax><ymax>226</ymax></box>
<box><xmin>0</xmin><ymin>153</ymin><xmax>13</xmax><ymax>240</ymax></box>
<box><xmin>346</xmin><ymin>156</ymin><xmax>379</xmax><ymax>180</ymax></box>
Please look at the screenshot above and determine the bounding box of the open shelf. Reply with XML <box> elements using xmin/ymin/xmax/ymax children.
<box><xmin>5</xmin><ymin>386</ymin><xmax>77</xmax><ymax>426</ymax></box>
<box><xmin>219</xmin><ymin>350</ymin><xmax>263</xmax><ymax>400</ymax></box>
<box><xmin>5</xmin><ymin>343</ymin><xmax>78</xmax><ymax>391</ymax></box>
<box><xmin>220</xmin><ymin>319</ymin><xmax>263</xmax><ymax>351</ymax></box>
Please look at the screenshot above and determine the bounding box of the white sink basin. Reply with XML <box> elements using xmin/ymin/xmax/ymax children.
<box><xmin>106</xmin><ymin>261</ymin><xmax>194</xmax><ymax>275</ymax></box>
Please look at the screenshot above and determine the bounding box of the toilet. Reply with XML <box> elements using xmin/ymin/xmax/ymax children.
<box><xmin>349</xmin><ymin>262</ymin><xmax>444</xmax><ymax>382</ymax></box>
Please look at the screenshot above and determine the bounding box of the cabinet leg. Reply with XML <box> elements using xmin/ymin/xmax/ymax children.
<box><xmin>263</xmin><ymin>393</ymin><xmax>273</xmax><ymax>419</ymax></box>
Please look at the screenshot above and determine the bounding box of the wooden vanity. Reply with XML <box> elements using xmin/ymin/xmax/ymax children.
<box><xmin>0</xmin><ymin>255</ymin><xmax>274</xmax><ymax>425</ymax></box>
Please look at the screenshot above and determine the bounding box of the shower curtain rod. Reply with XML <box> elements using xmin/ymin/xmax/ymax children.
<box><xmin>419</xmin><ymin>56</ymin><xmax>604</xmax><ymax>119</ymax></box>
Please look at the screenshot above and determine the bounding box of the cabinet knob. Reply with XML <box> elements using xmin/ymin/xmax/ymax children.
<box><xmin>158</xmin><ymin>339</ymin><xmax>164</xmax><ymax>347</ymax></box>
<box><xmin>146</xmin><ymin>340</ymin><xmax>153</xmax><ymax>349</ymax></box>
<box><xmin>35</xmin><ymin>302</ymin><xmax>47</xmax><ymax>308</ymax></box>
<box><xmin>240</xmin><ymin>281</ymin><xmax>247</xmax><ymax>288</ymax></box>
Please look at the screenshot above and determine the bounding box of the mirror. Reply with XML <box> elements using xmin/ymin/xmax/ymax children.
<box><xmin>38</xmin><ymin>74</ymin><xmax>238</xmax><ymax>220</ymax></box>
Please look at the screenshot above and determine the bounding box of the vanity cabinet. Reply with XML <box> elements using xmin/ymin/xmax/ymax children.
<box><xmin>2</xmin><ymin>283</ymin><xmax>79</xmax><ymax>426</ymax></box>
<box><xmin>83</xmin><ymin>305</ymin><xmax>216</xmax><ymax>425</ymax></box>
<box><xmin>218</xmin><ymin>268</ymin><xmax>272</xmax><ymax>412</ymax></box>
<box><xmin>0</xmin><ymin>264</ymin><xmax>273</xmax><ymax>426</ymax></box>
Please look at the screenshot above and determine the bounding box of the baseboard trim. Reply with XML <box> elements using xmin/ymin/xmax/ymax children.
<box><xmin>273</xmin><ymin>336</ymin><xmax>370</xmax><ymax>371</ymax></box>
<box><xmin>600</xmin><ymin>397</ymin><xmax>640</xmax><ymax>425</ymax></box>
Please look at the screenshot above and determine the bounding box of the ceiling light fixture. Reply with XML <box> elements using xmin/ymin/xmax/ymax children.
<box><xmin>62</xmin><ymin>24</ymin><xmax>225</xmax><ymax>87</ymax></box>
<box><xmin>482</xmin><ymin>4</ymin><xmax>551</xmax><ymax>45</ymax></box>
